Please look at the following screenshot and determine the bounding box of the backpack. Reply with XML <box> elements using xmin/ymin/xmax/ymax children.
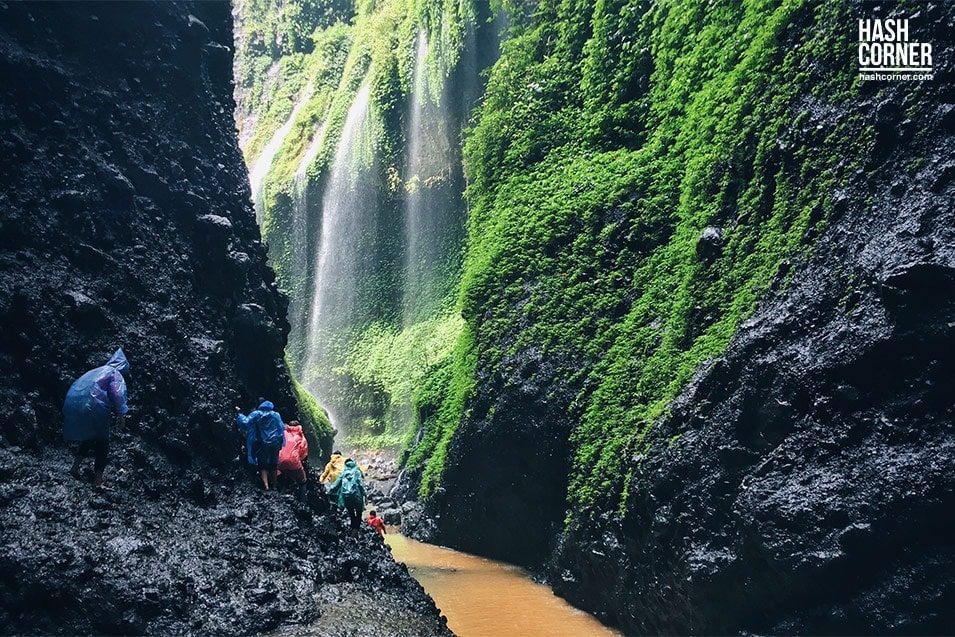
<box><xmin>255</xmin><ymin>411</ymin><xmax>284</xmax><ymax>447</ymax></box>
<box><xmin>338</xmin><ymin>467</ymin><xmax>364</xmax><ymax>507</ymax></box>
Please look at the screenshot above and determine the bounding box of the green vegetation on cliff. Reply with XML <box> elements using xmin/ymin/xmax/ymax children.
<box><xmin>234</xmin><ymin>0</ymin><xmax>480</xmax><ymax>443</ymax></box>
<box><xmin>237</xmin><ymin>0</ymin><xmax>868</xmax><ymax>522</ymax></box>
<box><xmin>410</xmin><ymin>0</ymin><xmax>867</xmax><ymax>517</ymax></box>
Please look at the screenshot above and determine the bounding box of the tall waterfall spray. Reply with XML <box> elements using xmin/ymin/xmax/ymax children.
<box><xmin>402</xmin><ymin>31</ymin><xmax>455</xmax><ymax>325</ymax></box>
<box><xmin>302</xmin><ymin>83</ymin><xmax>377</xmax><ymax>428</ymax></box>
<box><xmin>285</xmin><ymin>122</ymin><xmax>328</xmax><ymax>355</ymax></box>
<box><xmin>249</xmin><ymin>83</ymin><xmax>314</xmax><ymax>223</ymax></box>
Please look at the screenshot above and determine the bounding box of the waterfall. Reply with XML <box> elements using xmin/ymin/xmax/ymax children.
<box><xmin>248</xmin><ymin>83</ymin><xmax>314</xmax><ymax>224</ymax></box>
<box><xmin>402</xmin><ymin>31</ymin><xmax>454</xmax><ymax>326</ymax></box>
<box><xmin>295</xmin><ymin>122</ymin><xmax>327</xmax><ymax>183</ymax></box>
<box><xmin>302</xmin><ymin>83</ymin><xmax>376</xmax><ymax>430</ymax></box>
<box><xmin>286</xmin><ymin>121</ymin><xmax>328</xmax><ymax>357</ymax></box>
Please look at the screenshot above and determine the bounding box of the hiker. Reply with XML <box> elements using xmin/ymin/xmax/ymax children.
<box><xmin>319</xmin><ymin>449</ymin><xmax>345</xmax><ymax>485</ymax></box>
<box><xmin>366</xmin><ymin>510</ymin><xmax>386</xmax><ymax>536</ymax></box>
<box><xmin>328</xmin><ymin>458</ymin><xmax>366</xmax><ymax>537</ymax></box>
<box><xmin>235</xmin><ymin>400</ymin><xmax>286</xmax><ymax>490</ymax></box>
<box><xmin>63</xmin><ymin>348</ymin><xmax>130</xmax><ymax>489</ymax></box>
<box><xmin>277</xmin><ymin>420</ymin><xmax>309</xmax><ymax>501</ymax></box>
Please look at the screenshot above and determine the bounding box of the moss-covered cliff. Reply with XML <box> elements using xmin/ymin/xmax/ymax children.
<box><xmin>413</xmin><ymin>0</ymin><xmax>871</xmax><ymax>549</ymax></box>
<box><xmin>239</xmin><ymin>0</ymin><xmax>954</xmax><ymax>632</ymax></box>
<box><xmin>410</xmin><ymin>0</ymin><xmax>954</xmax><ymax>632</ymax></box>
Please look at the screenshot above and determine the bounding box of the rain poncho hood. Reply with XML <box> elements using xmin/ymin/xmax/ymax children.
<box><xmin>319</xmin><ymin>452</ymin><xmax>345</xmax><ymax>483</ymax></box>
<box><xmin>236</xmin><ymin>403</ymin><xmax>286</xmax><ymax>465</ymax></box>
<box><xmin>63</xmin><ymin>348</ymin><xmax>129</xmax><ymax>442</ymax></box>
<box><xmin>278</xmin><ymin>423</ymin><xmax>308</xmax><ymax>472</ymax></box>
<box><xmin>106</xmin><ymin>348</ymin><xmax>130</xmax><ymax>373</ymax></box>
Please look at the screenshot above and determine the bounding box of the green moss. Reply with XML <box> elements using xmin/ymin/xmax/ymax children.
<box><xmin>450</xmin><ymin>0</ymin><xmax>869</xmax><ymax>520</ymax></box>
<box><xmin>291</xmin><ymin>372</ymin><xmax>334</xmax><ymax>446</ymax></box>
<box><xmin>401</xmin><ymin>322</ymin><xmax>477</xmax><ymax>498</ymax></box>
<box><xmin>238</xmin><ymin>0</ymin><xmax>879</xmax><ymax>528</ymax></box>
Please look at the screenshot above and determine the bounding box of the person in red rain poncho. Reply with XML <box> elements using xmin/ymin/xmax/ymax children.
<box><xmin>367</xmin><ymin>510</ymin><xmax>386</xmax><ymax>536</ymax></box>
<box><xmin>277</xmin><ymin>420</ymin><xmax>309</xmax><ymax>500</ymax></box>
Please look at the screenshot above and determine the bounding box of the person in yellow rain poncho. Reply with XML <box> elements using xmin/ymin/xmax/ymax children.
<box><xmin>319</xmin><ymin>450</ymin><xmax>344</xmax><ymax>485</ymax></box>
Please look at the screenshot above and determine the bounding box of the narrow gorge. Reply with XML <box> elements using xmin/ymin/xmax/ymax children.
<box><xmin>0</xmin><ymin>2</ymin><xmax>446</xmax><ymax>634</ymax></box>
<box><xmin>1</xmin><ymin>0</ymin><xmax>953</xmax><ymax>635</ymax></box>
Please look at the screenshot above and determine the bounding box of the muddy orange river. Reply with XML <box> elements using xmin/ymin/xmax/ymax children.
<box><xmin>385</xmin><ymin>531</ymin><xmax>621</xmax><ymax>636</ymax></box>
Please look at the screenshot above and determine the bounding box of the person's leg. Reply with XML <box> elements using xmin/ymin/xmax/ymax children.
<box><xmin>91</xmin><ymin>439</ymin><xmax>109</xmax><ymax>488</ymax></box>
<box><xmin>291</xmin><ymin>469</ymin><xmax>307</xmax><ymax>501</ymax></box>
<box><xmin>266</xmin><ymin>445</ymin><xmax>280</xmax><ymax>490</ymax></box>
<box><xmin>347</xmin><ymin>503</ymin><xmax>361</xmax><ymax>535</ymax></box>
<box><xmin>254</xmin><ymin>442</ymin><xmax>271</xmax><ymax>489</ymax></box>
<box><xmin>69</xmin><ymin>443</ymin><xmax>86</xmax><ymax>479</ymax></box>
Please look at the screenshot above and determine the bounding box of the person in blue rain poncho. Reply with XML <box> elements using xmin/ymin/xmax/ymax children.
<box><xmin>235</xmin><ymin>400</ymin><xmax>286</xmax><ymax>490</ymax></box>
<box><xmin>63</xmin><ymin>348</ymin><xmax>129</xmax><ymax>489</ymax></box>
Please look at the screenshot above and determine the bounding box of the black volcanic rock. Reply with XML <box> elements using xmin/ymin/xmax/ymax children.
<box><xmin>0</xmin><ymin>2</ymin><xmax>448</xmax><ymax>634</ymax></box>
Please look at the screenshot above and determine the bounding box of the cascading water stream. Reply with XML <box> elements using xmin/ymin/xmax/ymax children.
<box><xmin>402</xmin><ymin>31</ymin><xmax>453</xmax><ymax>326</ymax></box>
<box><xmin>248</xmin><ymin>82</ymin><xmax>314</xmax><ymax>224</ymax></box>
<box><xmin>286</xmin><ymin>122</ymin><xmax>328</xmax><ymax>348</ymax></box>
<box><xmin>302</xmin><ymin>83</ymin><xmax>376</xmax><ymax>429</ymax></box>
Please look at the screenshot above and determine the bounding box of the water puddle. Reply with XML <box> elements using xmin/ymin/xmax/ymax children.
<box><xmin>385</xmin><ymin>532</ymin><xmax>620</xmax><ymax>637</ymax></box>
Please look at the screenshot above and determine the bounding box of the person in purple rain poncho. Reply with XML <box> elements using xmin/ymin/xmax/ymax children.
<box><xmin>63</xmin><ymin>348</ymin><xmax>130</xmax><ymax>489</ymax></box>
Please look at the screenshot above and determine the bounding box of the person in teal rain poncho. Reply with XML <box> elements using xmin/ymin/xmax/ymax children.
<box><xmin>235</xmin><ymin>400</ymin><xmax>286</xmax><ymax>490</ymax></box>
<box><xmin>63</xmin><ymin>348</ymin><xmax>129</xmax><ymax>489</ymax></box>
<box><xmin>328</xmin><ymin>458</ymin><xmax>366</xmax><ymax>537</ymax></box>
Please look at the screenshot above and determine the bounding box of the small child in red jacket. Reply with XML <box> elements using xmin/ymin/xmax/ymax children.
<box><xmin>367</xmin><ymin>510</ymin><xmax>386</xmax><ymax>536</ymax></box>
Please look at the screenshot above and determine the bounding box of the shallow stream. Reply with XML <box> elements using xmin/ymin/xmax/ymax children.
<box><xmin>385</xmin><ymin>531</ymin><xmax>620</xmax><ymax>636</ymax></box>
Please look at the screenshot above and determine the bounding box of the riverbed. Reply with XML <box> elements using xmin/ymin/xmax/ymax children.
<box><xmin>385</xmin><ymin>531</ymin><xmax>620</xmax><ymax>636</ymax></box>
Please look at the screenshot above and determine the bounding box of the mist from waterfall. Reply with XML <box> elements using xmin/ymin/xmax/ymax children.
<box><xmin>402</xmin><ymin>31</ymin><xmax>454</xmax><ymax>326</ymax></box>
<box><xmin>302</xmin><ymin>83</ymin><xmax>376</xmax><ymax>430</ymax></box>
<box><xmin>285</xmin><ymin>122</ymin><xmax>328</xmax><ymax>356</ymax></box>
<box><xmin>248</xmin><ymin>83</ymin><xmax>314</xmax><ymax>224</ymax></box>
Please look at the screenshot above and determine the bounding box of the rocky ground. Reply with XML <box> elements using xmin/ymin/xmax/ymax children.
<box><xmin>0</xmin><ymin>1</ymin><xmax>450</xmax><ymax>634</ymax></box>
<box><xmin>0</xmin><ymin>444</ymin><xmax>449</xmax><ymax>636</ymax></box>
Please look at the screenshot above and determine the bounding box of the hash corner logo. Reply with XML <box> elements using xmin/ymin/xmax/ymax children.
<box><xmin>857</xmin><ymin>16</ymin><xmax>934</xmax><ymax>81</ymax></box>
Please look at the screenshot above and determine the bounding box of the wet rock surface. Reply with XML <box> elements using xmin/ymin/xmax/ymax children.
<box><xmin>0</xmin><ymin>445</ymin><xmax>448</xmax><ymax>635</ymax></box>
<box><xmin>405</xmin><ymin>341</ymin><xmax>576</xmax><ymax>567</ymax></box>
<box><xmin>0</xmin><ymin>2</ymin><xmax>448</xmax><ymax>634</ymax></box>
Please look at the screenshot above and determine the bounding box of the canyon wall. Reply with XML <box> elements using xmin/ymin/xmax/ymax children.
<box><xmin>406</xmin><ymin>0</ymin><xmax>955</xmax><ymax>633</ymax></box>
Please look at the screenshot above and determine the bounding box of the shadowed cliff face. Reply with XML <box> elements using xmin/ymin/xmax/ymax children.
<box><xmin>0</xmin><ymin>0</ymin><xmax>292</xmax><ymax>458</ymax></box>
<box><xmin>0</xmin><ymin>2</ymin><xmax>448</xmax><ymax>634</ymax></box>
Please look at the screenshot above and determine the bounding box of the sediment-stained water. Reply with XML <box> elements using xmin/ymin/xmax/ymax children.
<box><xmin>386</xmin><ymin>532</ymin><xmax>620</xmax><ymax>636</ymax></box>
